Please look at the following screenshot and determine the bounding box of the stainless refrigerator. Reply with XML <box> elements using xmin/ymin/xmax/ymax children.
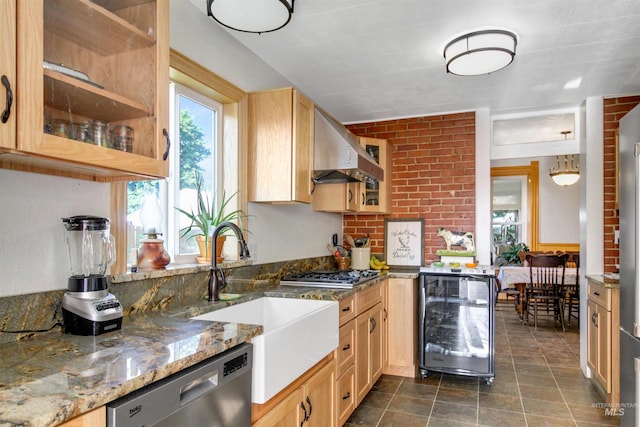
<box><xmin>619</xmin><ymin>102</ymin><xmax>640</xmax><ymax>426</ymax></box>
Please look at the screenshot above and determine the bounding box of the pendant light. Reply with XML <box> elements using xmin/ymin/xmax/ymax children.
<box><xmin>444</xmin><ymin>29</ymin><xmax>517</xmax><ymax>76</ymax></box>
<box><xmin>207</xmin><ymin>0</ymin><xmax>294</xmax><ymax>34</ymax></box>
<box><xmin>549</xmin><ymin>131</ymin><xmax>580</xmax><ymax>186</ymax></box>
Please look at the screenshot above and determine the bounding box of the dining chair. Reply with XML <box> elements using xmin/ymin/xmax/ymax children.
<box><xmin>564</xmin><ymin>252</ymin><xmax>580</xmax><ymax>323</ymax></box>
<box><xmin>524</xmin><ymin>253</ymin><xmax>569</xmax><ymax>331</ymax></box>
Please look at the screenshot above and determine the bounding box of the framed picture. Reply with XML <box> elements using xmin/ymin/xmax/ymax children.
<box><xmin>384</xmin><ymin>218</ymin><xmax>424</xmax><ymax>268</ymax></box>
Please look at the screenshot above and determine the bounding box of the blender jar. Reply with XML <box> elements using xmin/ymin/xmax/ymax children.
<box><xmin>62</xmin><ymin>215</ymin><xmax>115</xmax><ymax>291</ymax></box>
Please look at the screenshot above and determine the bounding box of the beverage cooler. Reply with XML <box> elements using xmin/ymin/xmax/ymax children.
<box><xmin>419</xmin><ymin>268</ymin><xmax>495</xmax><ymax>385</ymax></box>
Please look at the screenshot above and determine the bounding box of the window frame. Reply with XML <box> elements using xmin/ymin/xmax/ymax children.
<box><xmin>111</xmin><ymin>50</ymin><xmax>248</xmax><ymax>274</ymax></box>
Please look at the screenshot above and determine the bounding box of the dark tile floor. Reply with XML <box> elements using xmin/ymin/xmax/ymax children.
<box><xmin>345</xmin><ymin>301</ymin><xmax>620</xmax><ymax>426</ymax></box>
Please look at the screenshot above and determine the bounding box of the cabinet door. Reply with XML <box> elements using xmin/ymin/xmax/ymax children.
<box><xmin>370</xmin><ymin>302</ymin><xmax>383</xmax><ymax>383</ymax></box>
<box><xmin>248</xmin><ymin>87</ymin><xmax>314</xmax><ymax>203</ymax></box>
<box><xmin>337</xmin><ymin>319</ymin><xmax>356</xmax><ymax>378</ymax></box>
<box><xmin>0</xmin><ymin>0</ymin><xmax>15</xmax><ymax>150</ymax></box>
<box><xmin>357</xmin><ymin>137</ymin><xmax>392</xmax><ymax>214</ymax></box>
<box><xmin>587</xmin><ymin>300</ymin><xmax>597</xmax><ymax>374</ymax></box>
<box><xmin>58</xmin><ymin>406</ymin><xmax>105</xmax><ymax>427</ymax></box>
<box><xmin>596</xmin><ymin>303</ymin><xmax>611</xmax><ymax>392</ymax></box>
<box><xmin>311</xmin><ymin>181</ymin><xmax>359</xmax><ymax>212</ymax></box>
<box><xmin>305</xmin><ymin>358</ymin><xmax>336</xmax><ymax>427</ymax></box>
<box><xmin>385</xmin><ymin>278</ymin><xmax>417</xmax><ymax>377</ymax></box>
<box><xmin>336</xmin><ymin>366</ymin><xmax>355</xmax><ymax>426</ymax></box>
<box><xmin>355</xmin><ymin>306</ymin><xmax>373</xmax><ymax>404</ymax></box>
<box><xmin>16</xmin><ymin>0</ymin><xmax>169</xmax><ymax>179</ymax></box>
<box><xmin>253</xmin><ymin>388</ymin><xmax>303</xmax><ymax>427</ymax></box>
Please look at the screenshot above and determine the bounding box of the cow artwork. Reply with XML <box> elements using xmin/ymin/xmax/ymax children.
<box><xmin>437</xmin><ymin>227</ymin><xmax>475</xmax><ymax>252</ymax></box>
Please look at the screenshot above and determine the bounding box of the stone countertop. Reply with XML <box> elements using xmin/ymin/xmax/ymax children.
<box><xmin>0</xmin><ymin>271</ymin><xmax>413</xmax><ymax>426</ymax></box>
<box><xmin>586</xmin><ymin>274</ymin><xmax>620</xmax><ymax>289</ymax></box>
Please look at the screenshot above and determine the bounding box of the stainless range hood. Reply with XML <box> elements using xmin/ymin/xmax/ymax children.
<box><xmin>313</xmin><ymin>108</ymin><xmax>383</xmax><ymax>183</ymax></box>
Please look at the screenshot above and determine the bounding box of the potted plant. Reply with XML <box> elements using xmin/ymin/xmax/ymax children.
<box><xmin>175</xmin><ymin>172</ymin><xmax>247</xmax><ymax>264</ymax></box>
<box><xmin>494</xmin><ymin>242</ymin><xmax>529</xmax><ymax>266</ymax></box>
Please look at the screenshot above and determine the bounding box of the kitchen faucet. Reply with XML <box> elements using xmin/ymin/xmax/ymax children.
<box><xmin>208</xmin><ymin>221</ymin><xmax>250</xmax><ymax>302</ymax></box>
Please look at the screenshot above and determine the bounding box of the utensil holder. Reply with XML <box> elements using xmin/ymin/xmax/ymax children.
<box><xmin>335</xmin><ymin>257</ymin><xmax>351</xmax><ymax>270</ymax></box>
<box><xmin>351</xmin><ymin>247</ymin><xmax>371</xmax><ymax>270</ymax></box>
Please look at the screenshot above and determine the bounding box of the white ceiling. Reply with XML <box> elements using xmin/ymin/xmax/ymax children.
<box><xmin>188</xmin><ymin>0</ymin><xmax>640</xmax><ymax>124</ymax></box>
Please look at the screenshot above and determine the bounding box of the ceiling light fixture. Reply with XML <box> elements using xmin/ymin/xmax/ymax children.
<box><xmin>549</xmin><ymin>131</ymin><xmax>580</xmax><ymax>186</ymax></box>
<box><xmin>207</xmin><ymin>0</ymin><xmax>294</xmax><ymax>34</ymax></box>
<box><xmin>443</xmin><ymin>29</ymin><xmax>517</xmax><ymax>76</ymax></box>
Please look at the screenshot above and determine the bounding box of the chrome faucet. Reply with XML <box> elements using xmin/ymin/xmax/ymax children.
<box><xmin>208</xmin><ymin>221</ymin><xmax>251</xmax><ymax>302</ymax></box>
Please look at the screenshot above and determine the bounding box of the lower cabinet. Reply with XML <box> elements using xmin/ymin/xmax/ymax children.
<box><xmin>354</xmin><ymin>281</ymin><xmax>384</xmax><ymax>405</ymax></box>
<box><xmin>253</xmin><ymin>356</ymin><xmax>336</xmax><ymax>426</ymax></box>
<box><xmin>586</xmin><ymin>278</ymin><xmax>619</xmax><ymax>406</ymax></box>
<box><xmin>384</xmin><ymin>277</ymin><xmax>418</xmax><ymax>377</ymax></box>
<box><xmin>57</xmin><ymin>406</ymin><xmax>105</xmax><ymax>427</ymax></box>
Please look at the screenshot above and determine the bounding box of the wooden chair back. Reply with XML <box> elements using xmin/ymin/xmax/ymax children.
<box><xmin>525</xmin><ymin>253</ymin><xmax>569</xmax><ymax>290</ymax></box>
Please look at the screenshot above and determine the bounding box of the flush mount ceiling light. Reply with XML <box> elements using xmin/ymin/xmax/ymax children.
<box><xmin>207</xmin><ymin>0</ymin><xmax>294</xmax><ymax>34</ymax></box>
<box><xmin>443</xmin><ymin>29</ymin><xmax>517</xmax><ymax>76</ymax></box>
<box><xmin>549</xmin><ymin>131</ymin><xmax>580</xmax><ymax>186</ymax></box>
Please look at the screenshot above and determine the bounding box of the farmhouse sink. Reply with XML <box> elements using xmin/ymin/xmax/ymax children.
<box><xmin>192</xmin><ymin>297</ymin><xmax>338</xmax><ymax>403</ymax></box>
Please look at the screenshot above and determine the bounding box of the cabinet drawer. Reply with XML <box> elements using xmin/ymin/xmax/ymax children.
<box><xmin>336</xmin><ymin>366</ymin><xmax>355</xmax><ymax>426</ymax></box>
<box><xmin>337</xmin><ymin>319</ymin><xmax>355</xmax><ymax>378</ymax></box>
<box><xmin>339</xmin><ymin>294</ymin><xmax>356</xmax><ymax>325</ymax></box>
<box><xmin>355</xmin><ymin>282</ymin><xmax>382</xmax><ymax>315</ymax></box>
<box><xmin>588</xmin><ymin>281</ymin><xmax>611</xmax><ymax>310</ymax></box>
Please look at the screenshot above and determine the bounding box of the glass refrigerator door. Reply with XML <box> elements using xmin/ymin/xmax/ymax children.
<box><xmin>420</xmin><ymin>274</ymin><xmax>494</xmax><ymax>382</ymax></box>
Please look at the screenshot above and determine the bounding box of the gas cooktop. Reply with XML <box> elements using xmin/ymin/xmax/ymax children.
<box><xmin>280</xmin><ymin>270</ymin><xmax>380</xmax><ymax>289</ymax></box>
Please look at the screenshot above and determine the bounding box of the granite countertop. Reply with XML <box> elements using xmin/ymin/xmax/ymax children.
<box><xmin>586</xmin><ymin>274</ymin><xmax>620</xmax><ymax>289</ymax></box>
<box><xmin>0</xmin><ymin>271</ymin><xmax>413</xmax><ymax>426</ymax></box>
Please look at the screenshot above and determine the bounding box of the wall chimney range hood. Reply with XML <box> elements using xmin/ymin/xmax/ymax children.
<box><xmin>313</xmin><ymin>108</ymin><xmax>383</xmax><ymax>183</ymax></box>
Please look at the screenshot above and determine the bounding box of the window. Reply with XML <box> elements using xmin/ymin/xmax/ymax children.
<box><xmin>491</xmin><ymin>176</ymin><xmax>527</xmax><ymax>255</ymax></box>
<box><xmin>127</xmin><ymin>82</ymin><xmax>223</xmax><ymax>264</ymax></box>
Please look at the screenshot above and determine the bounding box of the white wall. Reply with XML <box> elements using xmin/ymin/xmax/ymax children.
<box><xmin>0</xmin><ymin>1</ymin><xmax>341</xmax><ymax>297</ymax></box>
<box><xmin>0</xmin><ymin>170</ymin><xmax>110</xmax><ymax>297</ymax></box>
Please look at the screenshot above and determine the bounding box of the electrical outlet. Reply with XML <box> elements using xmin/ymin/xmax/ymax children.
<box><xmin>615</xmin><ymin>229</ymin><xmax>620</xmax><ymax>244</ymax></box>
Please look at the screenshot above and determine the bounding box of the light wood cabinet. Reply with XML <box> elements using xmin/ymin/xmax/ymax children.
<box><xmin>57</xmin><ymin>406</ymin><xmax>105</xmax><ymax>427</ymax></box>
<box><xmin>3</xmin><ymin>0</ymin><xmax>169</xmax><ymax>180</ymax></box>
<box><xmin>355</xmin><ymin>282</ymin><xmax>384</xmax><ymax>404</ymax></box>
<box><xmin>0</xmin><ymin>0</ymin><xmax>15</xmax><ymax>150</ymax></box>
<box><xmin>253</xmin><ymin>356</ymin><xmax>335</xmax><ymax>427</ymax></box>
<box><xmin>248</xmin><ymin>87</ymin><xmax>314</xmax><ymax>203</ymax></box>
<box><xmin>335</xmin><ymin>296</ymin><xmax>357</xmax><ymax>426</ymax></box>
<box><xmin>586</xmin><ymin>279</ymin><xmax>619</xmax><ymax>405</ymax></box>
<box><xmin>312</xmin><ymin>137</ymin><xmax>392</xmax><ymax>214</ymax></box>
<box><xmin>384</xmin><ymin>277</ymin><xmax>418</xmax><ymax>377</ymax></box>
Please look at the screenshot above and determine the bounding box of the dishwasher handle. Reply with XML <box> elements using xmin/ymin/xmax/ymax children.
<box><xmin>179</xmin><ymin>369</ymin><xmax>219</xmax><ymax>406</ymax></box>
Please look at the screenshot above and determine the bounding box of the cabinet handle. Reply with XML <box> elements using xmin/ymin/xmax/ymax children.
<box><xmin>383</xmin><ymin>308</ymin><xmax>388</xmax><ymax>321</ymax></box>
<box><xmin>162</xmin><ymin>128</ymin><xmax>170</xmax><ymax>161</ymax></box>
<box><xmin>342</xmin><ymin>391</ymin><xmax>351</xmax><ymax>400</ymax></box>
<box><xmin>306</xmin><ymin>396</ymin><xmax>313</xmax><ymax>418</ymax></box>
<box><xmin>342</xmin><ymin>343</ymin><xmax>351</xmax><ymax>351</ymax></box>
<box><xmin>300</xmin><ymin>401</ymin><xmax>307</xmax><ymax>426</ymax></box>
<box><xmin>1</xmin><ymin>75</ymin><xmax>12</xmax><ymax>124</ymax></box>
<box><xmin>370</xmin><ymin>316</ymin><xmax>376</xmax><ymax>333</ymax></box>
<box><xmin>342</xmin><ymin>306</ymin><xmax>351</xmax><ymax>312</ymax></box>
<box><xmin>593</xmin><ymin>292</ymin><xmax>600</xmax><ymax>296</ymax></box>
<box><xmin>361</xmin><ymin>192</ymin><xmax>365</xmax><ymax>205</ymax></box>
<box><xmin>348</xmin><ymin>189</ymin><xmax>353</xmax><ymax>202</ymax></box>
<box><xmin>592</xmin><ymin>312</ymin><xmax>598</xmax><ymax>327</ymax></box>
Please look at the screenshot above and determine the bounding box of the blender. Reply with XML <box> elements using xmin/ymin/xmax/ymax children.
<box><xmin>61</xmin><ymin>215</ymin><xmax>122</xmax><ymax>335</ymax></box>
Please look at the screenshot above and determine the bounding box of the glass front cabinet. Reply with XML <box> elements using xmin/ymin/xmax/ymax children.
<box><xmin>9</xmin><ymin>0</ymin><xmax>169</xmax><ymax>179</ymax></box>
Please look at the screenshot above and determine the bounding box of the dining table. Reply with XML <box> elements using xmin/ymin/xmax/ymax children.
<box><xmin>497</xmin><ymin>265</ymin><xmax>578</xmax><ymax>319</ymax></box>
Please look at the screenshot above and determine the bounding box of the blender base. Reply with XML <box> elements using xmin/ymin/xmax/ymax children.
<box><xmin>62</xmin><ymin>308</ymin><xmax>122</xmax><ymax>336</ymax></box>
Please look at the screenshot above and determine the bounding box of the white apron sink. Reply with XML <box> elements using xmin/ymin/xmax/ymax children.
<box><xmin>192</xmin><ymin>297</ymin><xmax>338</xmax><ymax>403</ymax></box>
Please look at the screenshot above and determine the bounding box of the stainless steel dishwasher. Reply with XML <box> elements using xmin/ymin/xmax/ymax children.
<box><xmin>106</xmin><ymin>343</ymin><xmax>252</xmax><ymax>427</ymax></box>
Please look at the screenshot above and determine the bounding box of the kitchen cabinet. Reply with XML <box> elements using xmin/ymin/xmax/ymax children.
<box><xmin>355</xmin><ymin>281</ymin><xmax>384</xmax><ymax>404</ymax></box>
<box><xmin>384</xmin><ymin>277</ymin><xmax>418</xmax><ymax>377</ymax></box>
<box><xmin>0</xmin><ymin>0</ymin><xmax>15</xmax><ymax>150</ymax></box>
<box><xmin>4</xmin><ymin>0</ymin><xmax>169</xmax><ymax>180</ymax></box>
<box><xmin>312</xmin><ymin>137</ymin><xmax>392</xmax><ymax>214</ymax></box>
<box><xmin>57</xmin><ymin>406</ymin><xmax>105</xmax><ymax>427</ymax></box>
<box><xmin>248</xmin><ymin>87</ymin><xmax>314</xmax><ymax>203</ymax></box>
<box><xmin>253</xmin><ymin>356</ymin><xmax>335</xmax><ymax>427</ymax></box>
<box><xmin>587</xmin><ymin>278</ymin><xmax>620</xmax><ymax>405</ymax></box>
<box><xmin>336</xmin><ymin>296</ymin><xmax>357</xmax><ymax>425</ymax></box>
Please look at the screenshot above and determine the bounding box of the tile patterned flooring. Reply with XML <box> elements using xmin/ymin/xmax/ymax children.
<box><xmin>345</xmin><ymin>302</ymin><xmax>621</xmax><ymax>426</ymax></box>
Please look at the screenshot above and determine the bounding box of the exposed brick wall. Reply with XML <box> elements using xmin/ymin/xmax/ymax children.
<box><xmin>603</xmin><ymin>96</ymin><xmax>640</xmax><ymax>273</ymax></box>
<box><xmin>345</xmin><ymin>113</ymin><xmax>476</xmax><ymax>265</ymax></box>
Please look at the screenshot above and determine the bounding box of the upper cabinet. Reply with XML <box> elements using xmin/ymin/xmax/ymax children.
<box><xmin>0</xmin><ymin>0</ymin><xmax>16</xmax><ymax>150</ymax></box>
<box><xmin>3</xmin><ymin>0</ymin><xmax>170</xmax><ymax>180</ymax></box>
<box><xmin>312</xmin><ymin>137</ymin><xmax>392</xmax><ymax>214</ymax></box>
<box><xmin>248</xmin><ymin>87</ymin><xmax>314</xmax><ymax>203</ymax></box>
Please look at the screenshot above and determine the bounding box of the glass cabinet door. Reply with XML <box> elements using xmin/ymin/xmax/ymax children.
<box><xmin>358</xmin><ymin>137</ymin><xmax>391</xmax><ymax>214</ymax></box>
<box><xmin>17</xmin><ymin>0</ymin><xmax>169</xmax><ymax>178</ymax></box>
